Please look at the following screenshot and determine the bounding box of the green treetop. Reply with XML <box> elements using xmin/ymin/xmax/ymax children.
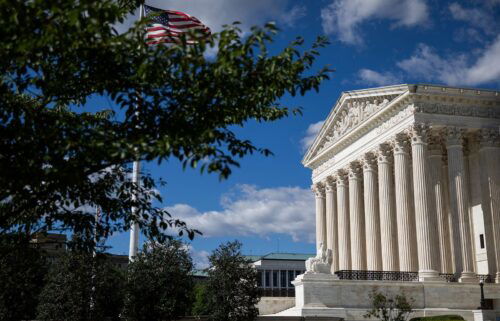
<box><xmin>0</xmin><ymin>0</ymin><xmax>331</xmax><ymax>248</ymax></box>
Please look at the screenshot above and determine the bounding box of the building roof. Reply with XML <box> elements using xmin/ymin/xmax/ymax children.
<box><xmin>192</xmin><ymin>269</ymin><xmax>208</xmax><ymax>277</ymax></box>
<box><xmin>245</xmin><ymin>253</ymin><xmax>315</xmax><ymax>262</ymax></box>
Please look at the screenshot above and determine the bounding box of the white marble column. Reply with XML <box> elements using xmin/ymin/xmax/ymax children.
<box><xmin>363</xmin><ymin>153</ymin><xmax>382</xmax><ymax>271</ymax></box>
<box><xmin>348</xmin><ymin>162</ymin><xmax>366</xmax><ymax>270</ymax></box>
<box><xmin>325</xmin><ymin>177</ymin><xmax>339</xmax><ymax>273</ymax></box>
<box><xmin>313</xmin><ymin>183</ymin><xmax>327</xmax><ymax>254</ymax></box>
<box><xmin>392</xmin><ymin>133</ymin><xmax>418</xmax><ymax>272</ymax></box>
<box><xmin>479</xmin><ymin>129</ymin><xmax>500</xmax><ymax>283</ymax></box>
<box><xmin>446</xmin><ymin>127</ymin><xmax>477</xmax><ymax>282</ymax></box>
<box><xmin>409</xmin><ymin>124</ymin><xmax>441</xmax><ymax>281</ymax></box>
<box><xmin>336</xmin><ymin>171</ymin><xmax>351</xmax><ymax>270</ymax></box>
<box><xmin>428</xmin><ymin>134</ymin><xmax>453</xmax><ymax>274</ymax></box>
<box><xmin>377</xmin><ymin>144</ymin><xmax>399</xmax><ymax>271</ymax></box>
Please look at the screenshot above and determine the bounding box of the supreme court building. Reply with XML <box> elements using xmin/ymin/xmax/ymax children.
<box><xmin>279</xmin><ymin>84</ymin><xmax>500</xmax><ymax>320</ymax></box>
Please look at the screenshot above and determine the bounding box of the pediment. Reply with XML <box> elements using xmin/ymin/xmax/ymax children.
<box><xmin>302</xmin><ymin>85</ymin><xmax>411</xmax><ymax>167</ymax></box>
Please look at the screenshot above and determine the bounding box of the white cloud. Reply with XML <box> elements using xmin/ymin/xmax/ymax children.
<box><xmin>321</xmin><ymin>0</ymin><xmax>429</xmax><ymax>45</ymax></box>
<box><xmin>300</xmin><ymin>121</ymin><xmax>324</xmax><ymax>152</ymax></box>
<box><xmin>115</xmin><ymin>0</ymin><xmax>305</xmax><ymax>34</ymax></box>
<box><xmin>166</xmin><ymin>184</ymin><xmax>315</xmax><ymax>243</ymax></box>
<box><xmin>449</xmin><ymin>3</ymin><xmax>497</xmax><ymax>35</ymax></box>
<box><xmin>184</xmin><ymin>244</ymin><xmax>210</xmax><ymax>269</ymax></box>
<box><xmin>396</xmin><ymin>36</ymin><xmax>500</xmax><ymax>86</ymax></box>
<box><xmin>357</xmin><ymin>69</ymin><xmax>401</xmax><ymax>86</ymax></box>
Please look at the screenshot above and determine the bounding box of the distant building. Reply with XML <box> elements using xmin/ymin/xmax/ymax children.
<box><xmin>30</xmin><ymin>233</ymin><xmax>129</xmax><ymax>269</ymax></box>
<box><xmin>247</xmin><ymin>253</ymin><xmax>314</xmax><ymax>297</ymax></box>
<box><xmin>30</xmin><ymin>233</ymin><xmax>67</xmax><ymax>262</ymax></box>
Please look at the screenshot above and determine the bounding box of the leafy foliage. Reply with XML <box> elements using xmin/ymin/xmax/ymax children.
<box><xmin>206</xmin><ymin>240</ymin><xmax>260</xmax><ymax>321</ymax></box>
<box><xmin>123</xmin><ymin>239</ymin><xmax>194</xmax><ymax>321</ymax></box>
<box><xmin>0</xmin><ymin>0</ymin><xmax>330</xmax><ymax>249</ymax></box>
<box><xmin>191</xmin><ymin>283</ymin><xmax>211</xmax><ymax>317</ymax></box>
<box><xmin>37</xmin><ymin>251</ymin><xmax>125</xmax><ymax>321</ymax></box>
<box><xmin>364</xmin><ymin>291</ymin><xmax>414</xmax><ymax>321</ymax></box>
<box><xmin>0</xmin><ymin>235</ymin><xmax>48</xmax><ymax>321</ymax></box>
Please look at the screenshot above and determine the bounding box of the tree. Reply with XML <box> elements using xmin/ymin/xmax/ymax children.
<box><xmin>191</xmin><ymin>283</ymin><xmax>211</xmax><ymax>317</ymax></box>
<box><xmin>206</xmin><ymin>240</ymin><xmax>260</xmax><ymax>321</ymax></box>
<box><xmin>123</xmin><ymin>239</ymin><xmax>194</xmax><ymax>321</ymax></box>
<box><xmin>364</xmin><ymin>291</ymin><xmax>414</xmax><ymax>321</ymax></box>
<box><xmin>0</xmin><ymin>235</ymin><xmax>47</xmax><ymax>321</ymax></box>
<box><xmin>37</xmin><ymin>251</ymin><xmax>125</xmax><ymax>321</ymax></box>
<box><xmin>0</xmin><ymin>0</ymin><xmax>331</xmax><ymax>249</ymax></box>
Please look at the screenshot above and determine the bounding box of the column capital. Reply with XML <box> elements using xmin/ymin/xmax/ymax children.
<box><xmin>445</xmin><ymin>126</ymin><xmax>467</xmax><ymax>147</ymax></box>
<box><xmin>311</xmin><ymin>183</ymin><xmax>326</xmax><ymax>198</ymax></box>
<box><xmin>408</xmin><ymin>123</ymin><xmax>430</xmax><ymax>145</ymax></box>
<box><xmin>362</xmin><ymin>152</ymin><xmax>377</xmax><ymax>172</ymax></box>
<box><xmin>336</xmin><ymin>170</ymin><xmax>348</xmax><ymax>186</ymax></box>
<box><xmin>348</xmin><ymin>161</ymin><xmax>362</xmax><ymax>179</ymax></box>
<box><xmin>479</xmin><ymin>128</ymin><xmax>500</xmax><ymax>149</ymax></box>
<box><xmin>325</xmin><ymin>176</ymin><xmax>336</xmax><ymax>193</ymax></box>
<box><xmin>391</xmin><ymin>132</ymin><xmax>411</xmax><ymax>155</ymax></box>
<box><xmin>377</xmin><ymin>143</ymin><xmax>393</xmax><ymax>164</ymax></box>
<box><xmin>428</xmin><ymin>132</ymin><xmax>445</xmax><ymax>157</ymax></box>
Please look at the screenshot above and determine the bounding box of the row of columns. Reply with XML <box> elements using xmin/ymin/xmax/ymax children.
<box><xmin>312</xmin><ymin>125</ymin><xmax>500</xmax><ymax>283</ymax></box>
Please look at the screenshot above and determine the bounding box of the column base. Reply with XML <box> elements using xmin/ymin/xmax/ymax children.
<box><xmin>459</xmin><ymin>271</ymin><xmax>478</xmax><ymax>283</ymax></box>
<box><xmin>418</xmin><ymin>269</ymin><xmax>443</xmax><ymax>282</ymax></box>
<box><xmin>495</xmin><ymin>272</ymin><xmax>500</xmax><ymax>284</ymax></box>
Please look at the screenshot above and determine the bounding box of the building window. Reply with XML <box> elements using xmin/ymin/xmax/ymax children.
<box><xmin>257</xmin><ymin>271</ymin><xmax>262</xmax><ymax>287</ymax></box>
<box><xmin>480</xmin><ymin>234</ymin><xmax>485</xmax><ymax>249</ymax></box>
<box><xmin>265</xmin><ymin>270</ymin><xmax>270</xmax><ymax>287</ymax></box>
<box><xmin>280</xmin><ymin>270</ymin><xmax>287</xmax><ymax>288</ymax></box>
<box><xmin>288</xmin><ymin>270</ymin><xmax>295</xmax><ymax>287</ymax></box>
<box><xmin>295</xmin><ymin>270</ymin><xmax>301</xmax><ymax>277</ymax></box>
<box><xmin>273</xmin><ymin>270</ymin><xmax>278</xmax><ymax>287</ymax></box>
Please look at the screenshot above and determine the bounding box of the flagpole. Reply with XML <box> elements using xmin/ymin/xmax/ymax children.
<box><xmin>128</xmin><ymin>3</ymin><xmax>144</xmax><ymax>262</ymax></box>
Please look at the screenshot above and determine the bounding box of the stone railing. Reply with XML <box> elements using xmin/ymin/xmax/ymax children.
<box><xmin>334</xmin><ymin>270</ymin><xmax>495</xmax><ymax>283</ymax></box>
<box><xmin>334</xmin><ymin>270</ymin><xmax>419</xmax><ymax>281</ymax></box>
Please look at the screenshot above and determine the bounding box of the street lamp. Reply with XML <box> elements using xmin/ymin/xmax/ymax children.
<box><xmin>478</xmin><ymin>279</ymin><xmax>486</xmax><ymax>310</ymax></box>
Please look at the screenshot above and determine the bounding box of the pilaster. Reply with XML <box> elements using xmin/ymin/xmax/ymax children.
<box><xmin>325</xmin><ymin>177</ymin><xmax>339</xmax><ymax>274</ymax></box>
<box><xmin>377</xmin><ymin>144</ymin><xmax>399</xmax><ymax>272</ymax></box>
<box><xmin>479</xmin><ymin>128</ymin><xmax>500</xmax><ymax>283</ymax></box>
<box><xmin>336</xmin><ymin>170</ymin><xmax>351</xmax><ymax>270</ymax></box>
<box><xmin>362</xmin><ymin>152</ymin><xmax>382</xmax><ymax>271</ymax></box>
<box><xmin>312</xmin><ymin>183</ymin><xmax>327</xmax><ymax>255</ymax></box>
<box><xmin>348</xmin><ymin>162</ymin><xmax>366</xmax><ymax>270</ymax></box>
<box><xmin>409</xmin><ymin>124</ymin><xmax>441</xmax><ymax>281</ymax></box>
<box><xmin>392</xmin><ymin>133</ymin><xmax>418</xmax><ymax>272</ymax></box>
<box><xmin>428</xmin><ymin>132</ymin><xmax>453</xmax><ymax>274</ymax></box>
<box><xmin>446</xmin><ymin>127</ymin><xmax>477</xmax><ymax>283</ymax></box>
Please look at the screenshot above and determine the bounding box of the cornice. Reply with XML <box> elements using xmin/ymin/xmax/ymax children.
<box><xmin>303</xmin><ymin>84</ymin><xmax>500</xmax><ymax>172</ymax></box>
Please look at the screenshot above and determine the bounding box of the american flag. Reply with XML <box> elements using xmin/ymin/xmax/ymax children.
<box><xmin>144</xmin><ymin>5</ymin><xmax>211</xmax><ymax>45</ymax></box>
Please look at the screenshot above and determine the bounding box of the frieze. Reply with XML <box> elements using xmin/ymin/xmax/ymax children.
<box><xmin>414</xmin><ymin>102</ymin><xmax>500</xmax><ymax>118</ymax></box>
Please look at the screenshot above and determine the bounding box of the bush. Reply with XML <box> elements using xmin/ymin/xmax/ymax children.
<box><xmin>0</xmin><ymin>235</ymin><xmax>47</xmax><ymax>321</ymax></box>
<box><xmin>206</xmin><ymin>240</ymin><xmax>260</xmax><ymax>321</ymax></box>
<box><xmin>191</xmin><ymin>283</ymin><xmax>211</xmax><ymax>317</ymax></box>
<box><xmin>364</xmin><ymin>290</ymin><xmax>414</xmax><ymax>321</ymax></box>
<box><xmin>123</xmin><ymin>239</ymin><xmax>194</xmax><ymax>321</ymax></box>
<box><xmin>37</xmin><ymin>251</ymin><xmax>125</xmax><ymax>321</ymax></box>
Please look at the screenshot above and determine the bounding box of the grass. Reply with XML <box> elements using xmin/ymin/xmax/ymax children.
<box><xmin>410</xmin><ymin>315</ymin><xmax>465</xmax><ymax>321</ymax></box>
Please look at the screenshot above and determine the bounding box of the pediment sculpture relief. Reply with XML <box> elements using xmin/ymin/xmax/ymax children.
<box><xmin>313</xmin><ymin>98</ymin><xmax>391</xmax><ymax>158</ymax></box>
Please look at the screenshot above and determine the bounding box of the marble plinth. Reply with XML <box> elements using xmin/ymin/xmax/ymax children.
<box><xmin>275</xmin><ymin>273</ymin><xmax>500</xmax><ymax>321</ymax></box>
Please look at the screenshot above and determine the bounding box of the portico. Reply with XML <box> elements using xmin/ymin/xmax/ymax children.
<box><xmin>280</xmin><ymin>84</ymin><xmax>500</xmax><ymax>320</ymax></box>
<box><xmin>306</xmin><ymin>84</ymin><xmax>500</xmax><ymax>283</ymax></box>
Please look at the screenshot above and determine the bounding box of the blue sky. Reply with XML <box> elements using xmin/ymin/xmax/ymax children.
<box><xmin>107</xmin><ymin>0</ymin><xmax>500</xmax><ymax>267</ymax></box>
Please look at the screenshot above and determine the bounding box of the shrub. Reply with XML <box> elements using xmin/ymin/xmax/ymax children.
<box><xmin>123</xmin><ymin>239</ymin><xmax>194</xmax><ymax>321</ymax></box>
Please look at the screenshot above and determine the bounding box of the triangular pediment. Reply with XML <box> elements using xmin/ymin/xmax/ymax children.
<box><xmin>302</xmin><ymin>84</ymin><xmax>411</xmax><ymax>167</ymax></box>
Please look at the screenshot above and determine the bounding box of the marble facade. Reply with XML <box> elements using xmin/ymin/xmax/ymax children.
<box><xmin>282</xmin><ymin>85</ymin><xmax>500</xmax><ymax>320</ymax></box>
